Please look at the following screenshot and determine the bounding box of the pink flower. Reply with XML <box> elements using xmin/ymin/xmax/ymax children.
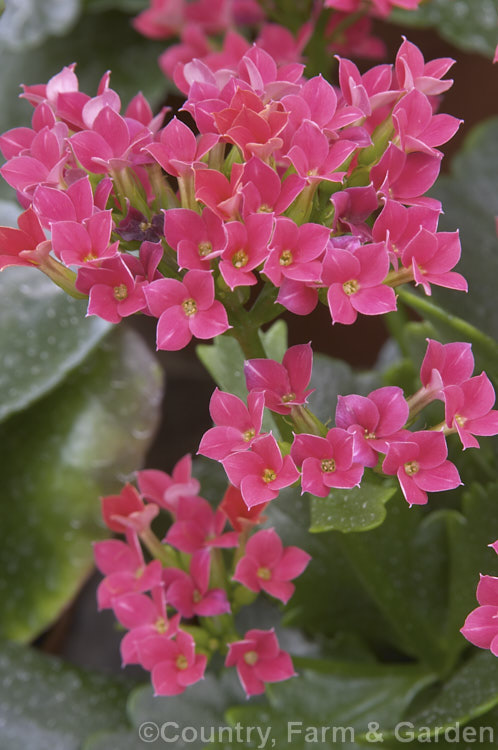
<box><xmin>32</xmin><ymin>175</ymin><xmax>96</xmax><ymax>227</ymax></box>
<box><xmin>144</xmin><ymin>116</ymin><xmax>217</xmax><ymax>177</ymax></box>
<box><xmin>443</xmin><ymin>373</ymin><xmax>498</xmax><ymax>449</ymax></box>
<box><xmin>165</xmin><ymin>495</ymin><xmax>239</xmax><ymax>552</ymax></box>
<box><xmin>395</xmin><ymin>38</ymin><xmax>454</xmax><ymax>96</ymax></box>
<box><xmin>287</xmin><ymin>120</ymin><xmax>355</xmax><ymax>185</ymax></box>
<box><xmin>222</xmin><ymin>434</ymin><xmax>300</xmax><ymax>508</ymax></box>
<box><xmin>94</xmin><ymin>534</ymin><xmax>163</xmax><ymax>609</ymax></box>
<box><xmin>233</xmin><ymin>528</ymin><xmax>310</xmax><ymax>603</ymax></box>
<box><xmin>198</xmin><ymin>388</ymin><xmax>265</xmax><ymax>460</ymax></box>
<box><xmin>163</xmin><ymin>549</ymin><xmax>231</xmax><ymax>617</ymax></box>
<box><xmin>219</xmin><ymin>214</ymin><xmax>273</xmax><ymax>290</ymax></box>
<box><xmin>164</xmin><ymin>207</ymin><xmax>227</xmax><ymax>271</ymax></box>
<box><xmin>461</xmin><ymin>574</ymin><xmax>498</xmax><ymax>655</ymax></box>
<box><xmin>101</xmin><ymin>484</ymin><xmax>156</xmax><ymax>534</ymax></box>
<box><xmin>323</xmin><ymin>243</ymin><xmax>397</xmax><ymax>325</ymax></box>
<box><xmin>400</xmin><ymin>228</ymin><xmax>467</xmax><ymax>295</ymax></box>
<box><xmin>393</xmin><ymin>89</ymin><xmax>461</xmax><ymax>158</ymax></box>
<box><xmin>335</xmin><ymin>386</ymin><xmax>409</xmax><ymax>466</ymax></box>
<box><xmin>112</xmin><ymin>587</ymin><xmax>179</xmax><ymax>665</ymax></box>
<box><xmin>244</xmin><ymin>343</ymin><xmax>314</xmax><ymax>415</ymax></box>
<box><xmin>371</xmin><ymin>143</ymin><xmax>442</xmax><ymax>207</ymax></box>
<box><xmin>0</xmin><ymin>207</ymin><xmax>51</xmax><ymax>270</ymax></box>
<box><xmin>239</xmin><ymin>156</ymin><xmax>304</xmax><ymax>219</ymax></box>
<box><xmin>225</xmin><ymin>628</ymin><xmax>296</xmax><ymax>697</ymax></box>
<box><xmin>382</xmin><ymin>431</ymin><xmax>461</xmax><ymax>506</ymax></box>
<box><xmin>137</xmin><ymin>454</ymin><xmax>200</xmax><ymax>514</ymax></box>
<box><xmin>291</xmin><ymin>429</ymin><xmax>364</xmax><ymax>496</ymax></box>
<box><xmin>51</xmin><ymin>211</ymin><xmax>118</xmax><ymax>267</ymax></box>
<box><xmin>139</xmin><ymin>631</ymin><xmax>207</xmax><ymax>696</ymax></box>
<box><xmin>145</xmin><ymin>269</ymin><xmax>230</xmax><ymax>350</ymax></box>
<box><xmin>263</xmin><ymin>218</ymin><xmax>329</xmax><ymax>288</ymax></box>
<box><xmin>75</xmin><ymin>255</ymin><xmax>147</xmax><ymax>324</ymax></box>
<box><xmin>420</xmin><ymin>339</ymin><xmax>474</xmax><ymax>394</ymax></box>
<box><xmin>220</xmin><ymin>484</ymin><xmax>268</xmax><ymax>532</ymax></box>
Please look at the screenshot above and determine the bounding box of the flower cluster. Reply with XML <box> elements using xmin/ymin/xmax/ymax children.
<box><xmin>461</xmin><ymin>541</ymin><xmax>498</xmax><ymax>656</ymax></box>
<box><xmin>95</xmin><ymin>455</ymin><xmax>309</xmax><ymax>696</ymax></box>
<box><xmin>0</xmin><ymin>37</ymin><xmax>464</xmax><ymax>351</ymax></box>
<box><xmin>199</xmin><ymin>341</ymin><xmax>498</xmax><ymax>508</ymax></box>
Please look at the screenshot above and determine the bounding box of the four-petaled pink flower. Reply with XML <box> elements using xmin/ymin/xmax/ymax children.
<box><xmin>443</xmin><ymin>373</ymin><xmax>498</xmax><ymax>449</ymax></box>
<box><xmin>291</xmin><ymin>428</ymin><xmax>364</xmax><ymax>496</ymax></box>
<box><xmin>461</xmin><ymin>574</ymin><xmax>498</xmax><ymax>656</ymax></box>
<box><xmin>223</xmin><ymin>433</ymin><xmax>300</xmax><ymax>508</ymax></box>
<box><xmin>323</xmin><ymin>243</ymin><xmax>397</xmax><ymax>325</ymax></box>
<box><xmin>198</xmin><ymin>388</ymin><xmax>266</xmax><ymax>460</ymax></box>
<box><xmin>94</xmin><ymin>534</ymin><xmax>163</xmax><ymax>609</ymax></box>
<box><xmin>225</xmin><ymin>628</ymin><xmax>296</xmax><ymax>697</ymax></box>
<box><xmin>137</xmin><ymin>454</ymin><xmax>200</xmax><ymax>514</ymax></box>
<box><xmin>335</xmin><ymin>386</ymin><xmax>409</xmax><ymax>467</ymax></box>
<box><xmin>165</xmin><ymin>495</ymin><xmax>239</xmax><ymax>552</ymax></box>
<box><xmin>138</xmin><ymin>631</ymin><xmax>207</xmax><ymax>696</ymax></box>
<box><xmin>145</xmin><ymin>269</ymin><xmax>230</xmax><ymax>350</ymax></box>
<box><xmin>244</xmin><ymin>343</ymin><xmax>314</xmax><ymax>415</ymax></box>
<box><xmin>163</xmin><ymin>548</ymin><xmax>231</xmax><ymax>617</ymax></box>
<box><xmin>233</xmin><ymin>528</ymin><xmax>310</xmax><ymax>603</ymax></box>
<box><xmin>382</xmin><ymin>430</ymin><xmax>461</xmax><ymax>506</ymax></box>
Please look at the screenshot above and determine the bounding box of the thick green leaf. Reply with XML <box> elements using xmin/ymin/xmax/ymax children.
<box><xmin>197</xmin><ymin>334</ymin><xmax>247</xmax><ymax>399</ymax></box>
<box><xmin>392</xmin><ymin>651</ymin><xmax>498</xmax><ymax>739</ymax></box>
<box><xmin>428</xmin><ymin>119</ymin><xmax>498</xmax><ymax>351</ymax></box>
<box><xmin>0</xmin><ymin>267</ymin><xmax>110</xmax><ymax>423</ymax></box>
<box><xmin>85</xmin><ymin>674</ymin><xmax>243</xmax><ymax>750</ymax></box>
<box><xmin>0</xmin><ymin>327</ymin><xmax>163</xmax><ymax>641</ymax></box>
<box><xmin>224</xmin><ymin>661</ymin><xmax>433</xmax><ymax>749</ymax></box>
<box><xmin>0</xmin><ymin>0</ymin><xmax>80</xmax><ymax>50</ymax></box>
<box><xmin>0</xmin><ymin>639</ymin><xmax>130</xmax><ymax>750</ymax></box>
<box><xmin>309</xmin><ymin>480</ymin><xmax>397</xmax><ymax>533</ymax></box>
<box><xmin>390</xmin><ymin>0</ymin><xmax>498</xmax><ymax>57</ymax></box>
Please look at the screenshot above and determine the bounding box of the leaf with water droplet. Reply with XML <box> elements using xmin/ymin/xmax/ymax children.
<box><xmin>0</xmin><ymin>327</ymin><xmax>163</xmax><ymax>641</ymax></box>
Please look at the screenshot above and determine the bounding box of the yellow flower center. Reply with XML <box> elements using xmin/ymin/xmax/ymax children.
<box><xmin>198</xmin><ymin>241</ymin><xmax>212</xmax><ymax>257</ymax></box>
<box><xmin>232</xmin><ymin>249</ymin><xmax>249</xmax><ymax>268</ymax></box>
<box><xmin>262</xmin><ymin>468</ymin><xmax>276</xmax><ymax>483</ymax></box>
<box><xmin>243</xmin><ymin>428</ymin><xmax>255</xmax><ymax>442</ymax></box>
<box><xmin>321</xmin><ymin>459</ymin><xmax>336</xmax><ymax>473</ymax></box>
<box><xmin>139</xmin><ymin>220</ymin><xmax>151</xmax><ymax>232</ymax></box>
<box><xmin>257</xmin><ymin>566</ymin><xmax>272</xmax><ymax>580</ymax></box>
<box><xmin>343</xmin><ymin>279</ymin><xmax>359</xmax><ymax>296</ymax></box>
<box><xmin>455</xmin><ymin>414</ymin><xmax>466</xmax><ymax>427</ymax></box>
<box><xmin>364</xmin><ymin>430</ymin><xmax>376</xmax><ymax>440</ymax></box>
<box><xmin>244</xmin><ymin>650</ymin><xmax>259</xmax><ymax>666</ymax></box>
<box><xmin>155</xmin><ymin>617</ymin><xmax>168</xmax><ymax>634</ymax></box>
<box><xmin>281</xmin><ymin>392</ymin><xmax>296</xmax><ymax>403</ymax></box>
<box><xmin>259</xmin><ymin>203</ymin><xmax>273</xmax><ymax>213</ymax></box>
<box><xmin>113</xmin><ymin>283</ymin><xmax>128</xmax><ymax>301</ymax></box>
<box><xmin>404</xmin><ymin>460</ymin><xmax>419</xmax><ymax>476</ymax></box>
<box><xmin>279</xmin><ymin>250</ymin><xmax>293</xmax><ymax>266</ymax></box>
<box><xmin>192</xmin><ymin>589</ymin><xmax>202</xmax><ymax>603</ymax></box>
<box><xmin>83</xmin><ymin>252</ymin><xmax>97</xmax><ymax>263</ymax></box>
<box><xmin>182</xmin><ymin>298</ymin><xmax>197</xmax><ymax>316</ymax></box>
<box><xmin>176</xmin><ymin>654</ymin><xmax>189</xmax><ymax>670</ymax></box>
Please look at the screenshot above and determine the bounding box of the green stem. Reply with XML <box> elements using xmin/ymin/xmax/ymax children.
<box><xmin>139</xmin><ymin>528</ymin><xmax>178</xmax><ymax>567</ymax></box>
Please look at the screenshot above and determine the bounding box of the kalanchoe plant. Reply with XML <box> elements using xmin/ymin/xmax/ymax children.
<box><xmin>1</xmin><ymin>0</ymin><xmax>498</xmax><ymax>731</ymax></box>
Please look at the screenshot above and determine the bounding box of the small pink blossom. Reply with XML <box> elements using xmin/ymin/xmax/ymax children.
<box><xmin>382</xmin><ymin>431</ymin><xmax>461</xmax><ymax>506</ymax></box>
<box><xmin>198</xmin><ymin>388</ymin><xmax>265</xmax><ymax>460</ymax></box>
<box><xmin>51</xmin><ymin>210</ymin><xmax>118</xmax><ymax>267</ymax></box>
<box><xmin>0</xmin><ymin>207</ymin><xmax>51</xmax><ymax>270</ymax></box>
<box><xmin>244</xmin><ymin>343</ymin><xmax>314</xmax><ymax>415</ymax></box>
<box><xmin>335</xmin><ymin>386</ymin><xmax>409</xmax><ymax>466</ymax></box>
<box><xmin>444</xmin><ymin>373</ymin><xmax>498</xmax><ymax>449</ymax></box>
<box><xmin>137</xmin><ymin>454</ymin><xmax>200</xmax><ymax>514</ymax></box>
<box><xmin>323</xmin><ymin>242</ymin><xmax>396</xmax><ymax>325</ymax></box>
<box><xmin>233</xmin><ymin>528</ymin><xmax>310</xmax><ymax>603</ymax></box>
<box><xmin>164</xmin><ymin>207</ymin><xmax>227</xmax><ymax>271</ymax></box>
<box><xmin>145</xmin><ymin>269</ymin><xmax>230</xmax><ymax>351</ymax></box>
<box><xmin>222</xmin><ymin>433</ymin><xmax>300</xmax><ymax>508</ymax></box>
<box><xmin>291</xmin><ymin>429</ymin><xmax>364</xmax><ymax>496</ymax></box>
<box><xmin>420</xmin><ymin>339</ymin><xmax>475</xmax><ymax>394</ymax></box>
<box><xmin>461</xmin><ymin>574</ymin><xmax>498</xmax><ymax>655</ymax></box>
<box><xmin>165</xmin><ymin>495</ymin><xmax>239</xmax><ymax>552</ymax></box>
<box><xmin>225</xmin><ymin>628</ymin><xmax>296</xmax><ymax>697</ymax></box>
<box><xmin>220</xmin><ymin>484</ymin><xmax>268</xmax><ymax>532</ymax></box>
<box><xmin>76</xmin><ymin>255</ymin><xmax>148</xmax><ymax>324</ymax></box>
<box><xmin>400</xmin><ymin>228</ymin><xmax>467</xmax><ymax>295</ymax></box>
<box><xmin>219</xmin><ymin>213</ymin><xmax>273</xmax><ymax>290</ymax></box>
<box><xmin>163</xmin><ymin>548</ymin><xmax>231</xmax><ymax>617</ymax></box>
<box><xmin>263</xmin><ymin>218</ymin><xmax>328</xmax><ymax>288</ymax></box>
<box><xmin>139</xmin><ymin>631</ymin><xmax>207</xmax><ymax>696</ymax></box>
